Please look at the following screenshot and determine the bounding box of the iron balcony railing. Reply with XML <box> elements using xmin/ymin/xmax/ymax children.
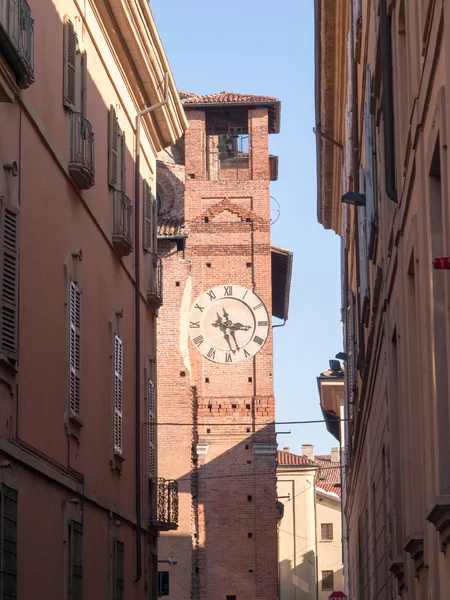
<box><xmin>0</xmin><ymin>0</ymin><xmax>34</xmax><ymax>87</ymax></box>
<box><xmin>147</xmin><ymin>255</ymin><xmax>163</xmax><ymax>309</ymax></box>
<box><xmin>149</xmin><ymin>478</ymin><xmax>179</xmax><ymax>531</ymax></box>
<box><xmin>69</xmin><ymin>112</ymin><xmax>95</xmax><ymax>189</ymax></box>
<box><xmin>112</xmin><ymin>191</ymin><xmax>133</xmax><ymax>256</ymax></box>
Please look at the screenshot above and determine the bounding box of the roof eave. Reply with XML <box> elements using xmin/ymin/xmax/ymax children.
<box><xmin>184</xmin><ymin>100</ymin><xmax>281</xmax><ymax>134</ymax></box>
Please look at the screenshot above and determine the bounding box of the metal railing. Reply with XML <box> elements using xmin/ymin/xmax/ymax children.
<box><xmin>147</xmin><ymin>255</ymin><xmax>163</xmax><ymax>308</ymax></box>
<box><xmin>149</xmin><ymin>478</ymin><xmax>179</xmax><ymax>530</ymax></box>
<box><xmin>112</xmin><ymin>191</ymin><xmax>133</xmax><ymax>254</ymax></box>
<box><xmin>0</xmin><ymin>0</ymin><xmax>34</xmax><ymax>84</ymax></box>
<box><xmin>69</xmin><ymin>112</ymin><xmax>95</xmax><ymax>188</ymax></box>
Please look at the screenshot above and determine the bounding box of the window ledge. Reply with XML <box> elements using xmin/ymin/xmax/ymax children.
<box><xmin>65</xmin><ymin>412</ymin><xmax>84</xmax><ymax>441</ymax></box>
<box><xmin>111</xmin><ymin>451</ymin><xmax>125</xmax><ymax>473</ymax></box>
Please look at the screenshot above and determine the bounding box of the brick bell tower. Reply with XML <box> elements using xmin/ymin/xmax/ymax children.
<box><xmin>156</xmin><ymin>91</ymin><xmax>289</xmax><ymax>600</ymax></box>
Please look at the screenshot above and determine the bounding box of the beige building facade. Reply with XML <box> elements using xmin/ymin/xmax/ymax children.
<box><xmin>277</xmin><ymin>446</ymin><xmax>343</xmax><ymax>600</ymax></box>
<box><xmin>0</xmin><ymin>0</ymin><xmax>185</xmax><ymax>597</ymax></box>
<box><xmin>315</xmin><ymin>0</ymin><xmax>450</xmax><ymax>598</ymax></box>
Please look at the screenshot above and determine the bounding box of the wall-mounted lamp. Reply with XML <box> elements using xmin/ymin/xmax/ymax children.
<box><xmin>342</xmin><ymin>192</ymin><xmax>366</xmax><ymax>207</ymax></box>
<box><xmin>433</xmin><ymin>257</ymin><xmax>450</xmax><ymax>270</ymax></box>
<box><xmin>158</xmin><ymin>557</ymin><xmax>178</xmax><ymax>566</ymax></box>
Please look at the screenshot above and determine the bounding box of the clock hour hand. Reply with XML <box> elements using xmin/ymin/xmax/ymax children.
<box><xmin>229</xmin><ymin>329</ymin><xmax>240</xmax><ymax>351</ymax></box>
<box><xmin>223</xmin><ymin>332</ymin><xmax>234</xmax><ymax>353</ymax></box>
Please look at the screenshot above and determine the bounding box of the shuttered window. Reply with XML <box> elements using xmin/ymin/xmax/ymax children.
<box><xmin>0</xmin><ymin>485</ymin><xmax>18</xmax><ymax>599</ymax></box>
<box><xmin>358</xmin><ymin>166</ymin><xmax>368</xmax><ymax>306</ymax></box>
<box><xmin>114</xmin><ymin>335</ymin><xmax>123</xmax><ymax>454</ymax></box>
<box><xmin>148</xmin><ymin>379</ymin><xmax>156</xmax><ymax>479</ymax></box>
<box><xmin>0</xmin><ymin>203</ymin><xmax>19</xmax><ymax>364</ymax></box>
<box><xmin>69</xmin><ymin>281</ymin><xmax>81</xmax><ymax>416</ymax></box>
<box><xmin>364</xmin><ymin>65</ymin><xmax>376</xmax><ymax>252</ymax></box>
<box><xmin>108</xmin><ymin>107</ymin><xmax>127</xmax><ymax>192</ymax></box>
<box><xmin>113</xmin><ymin>540</ymin><xmax>124</xmax><ymax>600</ymax></box>
<box><xmin>68</xmin><ymin>520</ymin><xmax>83</xmax><ymax>600</ymax></box>
<box><xmin>151</xmin><ymin>553</ymin><xmax>158</xmax><ymax>600</ymax></box>
<box><xmin>143</xmin><ymin>181</ymin><xmax>155</xmax><ymax>253</ymax></box>
<box><xmin>63</xmin><ymin>17</ymin><xmax>77</xmax><ymax>110</ymax></box>
<box><xmin>347</xmin><ymin>294</ymin><xmax>357</xmax><ymax>421</ymax></box>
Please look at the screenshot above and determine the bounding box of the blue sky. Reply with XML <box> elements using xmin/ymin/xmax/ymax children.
<box><xmin>152</xmin><ymin>0</ymin><xmax>342</xmax><ymax>455</ymax></box>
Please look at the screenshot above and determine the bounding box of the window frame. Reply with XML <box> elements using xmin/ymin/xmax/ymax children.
<box><xmin>321</xmin><ymin>570</ymin><xmax>334</xmax><ymax>591</ymax></box>
<box><xmin>320</xmin><ymin>522</ymin><xmax>334</xmax><ymax>541</ymax></box>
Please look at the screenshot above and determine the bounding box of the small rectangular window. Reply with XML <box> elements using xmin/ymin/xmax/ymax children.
<box><xmin>113</xmin><ymin>540</ymin><xmax>124</xmax><ymax>600</ymax></box>
<box><xmin>69</xmin><ymin>281</ymin><xmax>81</xmax><ymax>416</ymax></box>
<box><xmin>0</xmin><ymin>485</ymin><xmax>18</xmax><ymax>599</ymax></box>
<box><xmin>68</xmin><ymin>520</ymin><xmax>83</xmax><ymax>600</ymax></box>
<box><xmin>114</xmin><ymin>335</ymin><xmax>123</xmax><ymax>454</ymax></box>
<box><xmin>321</xmin><ymin>523</ymin><xmax>333</xmax><ymax>540</ymax></box>
<box><xmin>321</xmin><ymin>570</ymin><xmax>334</xmax><ymax>590</ymax></box>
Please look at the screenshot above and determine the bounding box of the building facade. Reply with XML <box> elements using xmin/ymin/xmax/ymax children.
<box><xmin>277</xmin><ymin>445</ymin><xmax>343</xmax><ymax>600</ymax></box>
<box><xmin>156</xmin><ymin>91</ymin><xmax>292</xmax><ymax>600</ymax></box>
<box><xmin>0</xmin><ymin>0</ymin><xmax>185</xmax><ymax>597</ymax></box>
<box><xmin>316</xmin><ymin>0</ymin><xmax>450</xmax><ymax>598</ymax></box>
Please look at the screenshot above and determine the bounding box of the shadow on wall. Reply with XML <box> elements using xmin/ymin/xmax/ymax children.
<box><xmin>279</xmin><ymin>550</ymin><xmax>316</xmax><ymax>600</ymax></box>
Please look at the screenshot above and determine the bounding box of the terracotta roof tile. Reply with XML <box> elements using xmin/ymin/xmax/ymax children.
<box><xmin>181</xmin><ymin>90</ymin><xmax>280</xmax><ymax>105</ymax></box>
<box><xmin>277</xmin><ymin>450</ymin><xmax>318</xmax><ymax>467</ymax></box>
<box><xmin>157</xmin><ymin>217</ymin><xmax>187</xmax><ymax>237</ymax></box>
<box><xmin>316</xmin><ymin>483</ymin><xmax>342</xmax><ymax>497</ymax></box>
<box><xmin>315</xmin><ymin>455</ymin><xmax>341</xmax><ymax>484</ymax></box>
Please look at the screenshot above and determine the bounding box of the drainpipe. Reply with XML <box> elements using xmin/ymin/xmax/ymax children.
<box><xmin>134</xmin><ymin>72</ymin><xmax>169</xmax><ymax>583</ymax></box>
<box><xmin>380</xmin><ymin>0</ymin><xmax>397</xmax><ymax>202</ymax></box>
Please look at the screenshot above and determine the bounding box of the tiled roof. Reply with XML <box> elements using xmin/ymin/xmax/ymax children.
<box><xmin>157</xmin><ymin>217</ymin><xmax>187</xmax><ymax>238</ymax></box>
<box><xmin>315</xmin><ymin>455</ymin><xmax>341</xmax><ymax>484</ymax></box>
<box><xmin>277</xmin><ymin>450</ymin><xmax>318</xmax><ymax>467</ymax></box>
<box><xmin>319</xmin><ymin>367</ymin><xmax>345</xmax><ymax>378</ymax></box>
<box><xmin>317</xmin><ymin>482</ymin><xmax>342</xmax><ymax>497</ymax></box>
<box><xmin>180</xmin><ymin>90</ymin><xmax>280</xmax><ymax>105</ymax></box>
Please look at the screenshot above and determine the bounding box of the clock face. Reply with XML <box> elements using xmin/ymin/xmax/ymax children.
<box><xmin>188</xmin><ymin>284</ymin><xmax>270</xmax><ymax>364</ymax></box>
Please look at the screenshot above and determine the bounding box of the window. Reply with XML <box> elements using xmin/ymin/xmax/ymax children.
<box><xmin>148</xmin><ymin>378</ymin><xmax>156</xmax><ymax>479</ymax></box>
<box><xmin>321</xmin><ymin>570</ymin><xmax>334</xmax><ymax>591</ymax></box>
<box><xmin>0</xmin><ymin>200</ymin><xmax>19</xmax><ymax>368</ymax></box>
<box><xmin>113</xmin><ymin>540</ymin><xmax>124</xmax><ymax>600</ymax></box>
<box><xmin>0</xmin><ymin>484</ymin><xmax>18</xmax><ymax>599</ymax></box>
<box><xmin>108</xmin><ymin>107</ymin><xmax>126</xmax><ymax>192</ymax></box>
<box><xmin>143</xmin><ymin>180</ymin><xmax>157</xmax><ymax>253</ymax></box>
<box><xmin>158</xmin><ymin>571</ymin><xmax>169</xmax><ymax>596</ymax></box>
<box><xmin>113</xmin><ymin>335</ymin><xmax>123</xmax><ymax>455</ymax></box>
<box><xmin>63</xmin><ymin>16</ymin><xmax>86</xmax><ymax>115</ymax></box>
<box><xmin>69</xmin><ymin>281</ymin><xmax>81</xmax><ymax>417</ymax></box>
<box><xmin>68</xmin><ymin>520</ymin><xmax>83</xmax><ymax>600</ymax></box>
<box><xmin>321</xmin><ymin>523</ymin><xmax>334</xmax><ymax>540</ymax></box>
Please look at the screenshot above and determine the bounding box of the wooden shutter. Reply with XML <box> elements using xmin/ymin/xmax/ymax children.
<box><xmin>347</xmin><ymin>294</ymin><xmax>356</xmax><ymax>420</ymax></box>
<box><xmin>364</xmin><ymin>65</ymin><xmax>375</xmax><ymax>249</ymax></box>
<box><xmin>148</xmin><ymin>379</ymin><xmax>156</xmax><ymax>479</ymax></box>
<box><xmin>109</xmin><ymin>106</ymin><xmax>119</xmax><ymax>189</ymax></box>
<box><xmin>0</xmin><ymin>203</ymin><xmax>19</xmax><ymax>363</ymax></box>
<box><xmin>113</xmin><ymin>540</ymin><xmax>124</xmax><ymax>600</ymax></box>
<box><xmin>358</xmin><ymin>166</ymin><xmax>368</xmax><ymax>305</ymax></box>
<box><xmin>63</xmin><ymin>17</ymin><xmax>77</xmax><ymax>110</ymax></box>
<box><xmin>0</xmin><ymin>485</ymin><xmax>17</xmax><ymax>599</ymax></box>
<box><xmin>114</xmin><ymin>335</ymin><xmax>123</xmax><ymax>454</ymax></box>
<box><xmin>151</xmin><ymin>553</ymin><xmax>158</xmax><ymax>600</ymax></box>
<box><xmin>80</xmin><ymin>51</ymin><xmax>87</xmax><ymax>118</ymax></box>
<box><xmin>120</xmin><ymin>132</ymin><xmax>126</xmax><ymax>193</ymax></box>
<box><xmin>143</xmin><ymin>180</ymin><xmax>154</xmax><ymax>253</ymax></box>
<box><xmin>69</xmin><ymin>281</ymin><xmax>81</xmax><ymax>416</ymax></box>
<box><xmin>69</xmin><ymin>520</ymin><xmax>83</xmax><ymax>600</ymax></box>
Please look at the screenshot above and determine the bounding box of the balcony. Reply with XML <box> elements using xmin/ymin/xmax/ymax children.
<box><xmin>0</xmin><ymin>0</ymin><xmax>34</xmax><ymax>88</ymax></box>
<box><xmin>147</xmin><ymin>255</ymin><xmax>163</xmax><ymax>310</ymax></box>
<box><xmin>112</xmin><ymin>191</ymin><xmax>133</xmax><ymax>256</ymax></box>
<box><xmin>69</xmin><ymin>112</ymin><xmax>95</xmax><ymax>190</ymax></box>
<box><xmin>149</xmin><ymin>478</ymin><xmax>179</xmax><ymax>531</ymax></box>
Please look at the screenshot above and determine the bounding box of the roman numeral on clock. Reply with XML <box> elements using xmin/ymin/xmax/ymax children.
<box><xmin>225</xmin><ymin>353</ymin><xmax>233</xmax><ymax>363</ymax></box>
<box><xmin>253</xmin><ymin>303</ymin><xmax>262</xmax><ymax>310</ymax></box>
<box><xmin>258</xmin><ymin>321</ymin><xmax>268</xmax><ymax>327</ymax></box>
<box><xmin>207</xmin><ymin>348</ymin><xmax>216</xmax><ymax>359</ymax></box>
<box><xmin>224</xmin><ymin>286</ymin><xmax>233</xmax><ymax>296</ymax></box>
<box><xmin>253</xmin><ymin>336</ymin><xmax>264</xmax><ymax>345</ymax></box>
<box><xmin>193</xmin><ymin>335</ymin><xmax>204</xmax><ymax>347</ymax></box>
<box><xmin>195</xmin><ymin>303</ymin><xmax>204</xmax><ymax>312</ymax></box>
<box><xmin>207</xmin><ymin>290</ymin><xmax>216</xmax><ymax>301</ymax></box>
<box><xmin>190</xmin><ymin>321</ymin><xmax>200</xmax><ymax>328</ymax></box>
<box><xmin>243</xmin><ymin>349</ymin><xmax>251</xmax><ymax>358</ymax></box>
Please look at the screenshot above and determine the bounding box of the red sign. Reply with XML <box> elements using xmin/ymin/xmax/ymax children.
<box><xmin>329</xmin><ymin>593</ymin><xmax>347</xmax><ymax>600</ymax></box>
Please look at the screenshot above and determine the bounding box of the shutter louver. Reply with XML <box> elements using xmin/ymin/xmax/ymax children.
<box><xmin>143</xmin><ymin>180</ymin><xmax>154</xmax><ymax>253</ymax></box>
<box><xmin>358</xmin><ymin>166</ymin><xmax>368</xmax><ymax>305</ymax></box>
<box><xmin>109</xmin><ymin>106</ymin><xmax>119</xmax><ymax>189</ymax></box>
<box><xmin>0</xmin><ymin>485</ymin><xmax>17</xmax><ymax>600</ymax></box>
<box><xmin>120</xmin><ymin>132</ymin><xmax>126</xmax><ymax>193</ymax></box>
<box><xmin>0</xmin><ymin>204</ymin><xmax>19</xmax><ymax>363</ymax></box>
<box><xmin>69</xmin><ymin>281</ymin><xmax>81</xmax><ymax>416</ymax></box>
<box><xmin>69</xmin><ymin>521</ymin><xmax>83</xmax><ymax>600</ymax></box>
<box><xmin>151</xmin><ymin>553</ymin><xmax>158</xmax><ymax>600</ymax></box>
<box><xmin>364</xmin><ymin>65</ymin><xmax>375</xmax><ymax>250</ymax></box>
<box><xmin>63</xmin><ymin>17</ymin><xmax>77</xmax><ymax>110</ymax></box>
<box><xmin>80</xmin><ymin>51</ymin><xmax>87</xmax><ymax>118</ymax></box>
<box><xmin>148</xmin><ymin>379</ymin><xmax>156</xmax><ymax>479</ymax></box>
<box><xmin>113</xmin><ymin>540</ymin><xmax>124</xmax><ymax>600</ymax></box>
<box><xmin>114</xmin><ymin>335</ymin><xmax>123</xmax><ymax>454</ymax></box>
<box><xmin>347</xmin><ymin>294</ymin><xmax>356</xmax><ymax>422</ymax></box>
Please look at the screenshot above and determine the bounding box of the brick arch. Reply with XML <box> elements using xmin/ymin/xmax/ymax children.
<box><xmin>193</xmin><ymin>198</ymin><xmax>259</xmax><ymax>224</ymax></box>
<box><xmin>155</xmin><ymin>161</ymin><xmax>185</xmax><ymax>218</ymax></box>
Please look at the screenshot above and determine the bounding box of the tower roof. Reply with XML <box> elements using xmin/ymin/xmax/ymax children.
<box><xmin>179</xmin><ymin>90</ymin><xmax>281</xmax><ymax>133</ymax></box>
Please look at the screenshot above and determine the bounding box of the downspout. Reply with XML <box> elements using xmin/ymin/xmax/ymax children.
<box><xmin>380</xmin><ymin>0</ymin><xmax>397</xmax><ymax>202</ymax></box>
<box><xmin>134</xmin><ymin>72</ymin><xmax>169</xmax><ymax>583</ymax></box>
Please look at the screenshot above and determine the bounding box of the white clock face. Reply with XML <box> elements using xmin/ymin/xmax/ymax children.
<box><xmin>188</xmin><ymin>284</ymin><xmax>270</xmax><ymax>364</ymax></box>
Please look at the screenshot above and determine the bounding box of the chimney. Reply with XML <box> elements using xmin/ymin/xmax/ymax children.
<box><xmin>331</xmin><ymin>447</ymin><xmax>340</xmax><ymax>463</ymax></box>
<box><xmin>283</xmin><ymin>446</ymin><xmax>290</xmax><ymax>453</ymax></box>
<box><xmin>302</xmin><ymin>444</ymin><xmax>314</xmax><ymax>460</ymax></box>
